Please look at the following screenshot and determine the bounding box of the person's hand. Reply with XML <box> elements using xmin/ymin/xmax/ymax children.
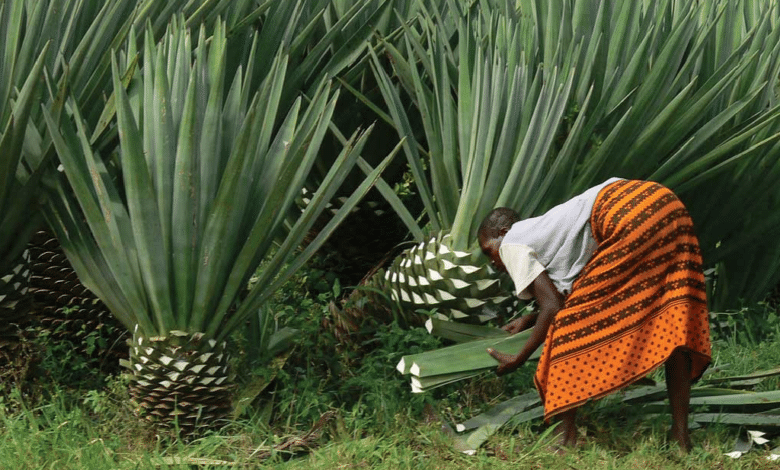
<box><xmin>487</xmin><ymin>348</ymin><xmax>525</xmax><ymax>376</ymax></box>
<box><xmin>502</xmin><ymin>316</ymin><xmax>532</xmax><ymax>334</ymax></box>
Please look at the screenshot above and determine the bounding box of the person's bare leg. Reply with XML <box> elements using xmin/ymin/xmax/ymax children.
<box><xmin>665</xmin><ymin>348</ymin><xmax>693</xmax><ymax>452</ymax></box>
<box><xmin>556</xmin><ymin>408</ymin><xmax>578</xmax><ymax>450</ymax></box>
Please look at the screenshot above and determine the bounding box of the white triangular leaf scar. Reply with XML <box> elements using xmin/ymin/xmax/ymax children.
<box><xmin>413</xmin><ymin>254</ymin><xmax>423</xmax><ymax>265</ymax></box>
<box><xmin>428</xmin><ymin>269</ymin><xmax>443</xmax><ymax>281</ymax></box>
<box><xmin>397</xmin><ymin>358</ymin><xmax>407</xmax><ymax>374</ymax></box>
<box><xmin>441</xmin><ymin>259</ymin><xmax>456</xmax><ymax>270</ymax></box>
<box><xmin>437</xmin><ymin>290</ymin><xmax>456</xmax><ymax>301</ymax></box>
<box><xmin>476</xmin><ymin>278</ymin><xmax>499</xmax><ymax>290</ymax></box>
<box><xmin>438</xmin><ymin>243</ymin><xmax>451</xmax><ymax>255</ymax></box>
<box><xmin>460</xmin><ymin>265</ymin><xmax>480</xmax><ymax>274</ymax></box>
<box><xmin>173</xmin><ymin>361</ymin><xmax>189</xmax><ymax>371</ymax></box>
<box><xmin>418</xmin><ymin>276</ymin><xmax>430</xmax><ymax>286</ymax></box>
<box><xmin>412</xmin><ymin>292</ymin><xmax>425</xmax><ymax>305</ymax></box>
<box><xmin>404</xmin><ymin>258</ymin><xmax>413</xmax><ymax>268</ymax></box>
<box><xmin>408</xmin><ymin>277</ymin><xmax>417</xmax><ymax>286</ymax></box>
<box><xmin>748</xmin><ymin>430</ymin><xmax>769</xmax><ymax>445</ymax></box>
<box><xmin>410</xmin><ymin>363</ymin><xmax>421</xmax><ymax>376</ymax></box>
<box><xmin>397</xmin><ymin>273</ymin><xmax>406</xmax><ymax>283</ymax></box>
<box><xmin>424</xmin><ymin>293</ymin><xmax>438</xmax><ymax>304</ymax></box>
<box><xmin>464</xmin><ymin>298</ymin><xmax>486</xmax><ymax>308</ymax></box>
<box><xmin>453</xmin><ymin>250</ymin><xmax>470</xmax><ymax>258</ymax></box>
<box><xmin>411</xmin><ymin>384</ymin><xmax>423</xmax><ymax>394</ymax></box>
<box><xmin>400</xmin><ymin>289</ymin><xmax>411</xmax><ymax>303</ymax></box>
<box><xmin>451</xmin><ymin>309</ymin><xmax>468</xmax><ymax>318</ymax></box>
<box><xmin>159</xmin><ymin>356</ymin><xmax>174</xmax><ymax>366</ymax></box>
<box><xmin>425</xmin><ymin>318</ymin><xmax>434</xmax><ymax>333</ymax></box>
<box><xmin>425</xmin><ymin>250</ymin><xmax>435</xmax><ymax>260</ymax></box>
<box><xmin>451</xmin><ymin>279</ymin><xmax>470</xmax><ymax>289</ymax></box>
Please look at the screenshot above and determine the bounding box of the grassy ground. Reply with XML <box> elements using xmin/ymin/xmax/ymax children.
<box><xmin>1</xmin><ymin>276</ymin><xmax>779</xmax><ymax>469</ymax></box>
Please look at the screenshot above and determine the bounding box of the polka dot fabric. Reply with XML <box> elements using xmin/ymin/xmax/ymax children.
<box><xmin>534</xmin><ymin>180</ymin><xmax>712</xmax><ymax>421</ymax></box>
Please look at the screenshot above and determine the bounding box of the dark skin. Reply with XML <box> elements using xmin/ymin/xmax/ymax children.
<box><xmin>480</xmin><ymin>229</ymin><xmax>694</xmax><ymax>452</ymax></box>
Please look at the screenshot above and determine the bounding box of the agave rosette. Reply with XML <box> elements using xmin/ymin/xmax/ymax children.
<box><xmin>43</xmin><ymin>18</ymin><xmax>395</xmax><ymax>430</ymax></box>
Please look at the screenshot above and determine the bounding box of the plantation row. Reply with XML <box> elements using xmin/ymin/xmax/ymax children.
<box><xmin>2</xmin><ymin>0</ymin><xmax>780</xmax><ymax>436</ymax></box>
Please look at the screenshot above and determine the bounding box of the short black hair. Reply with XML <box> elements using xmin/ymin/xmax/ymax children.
<box><xmin>478</xmin><ymin>207</ymin><xmax>520</xmax><ymax>247</ymax></box>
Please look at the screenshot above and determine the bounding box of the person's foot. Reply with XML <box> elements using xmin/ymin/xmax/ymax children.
<box><xmin>669</xmin><ymin>427</ymin><xmax>692</xmax><ymax>453</ymax></box>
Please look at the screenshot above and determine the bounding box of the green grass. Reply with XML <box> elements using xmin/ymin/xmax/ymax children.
<box><xmin>2</xmin><ymin>273</ymin><xmax>779</xmax><ymax>469</ymax></box>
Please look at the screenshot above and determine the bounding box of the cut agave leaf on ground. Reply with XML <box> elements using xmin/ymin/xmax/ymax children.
<box><xmin>686</xmin><ymin>390</ymin><xmax>780</xmax><ymax>407</ymax></box>
<box><xmin>397</xmin><ymin>329</ymin><xmax>539</xmax><ymax>378</ymax></box>
<box><xmin>724</xmin><ymin>430</ymin><xmax>754</xmax><ymax>459</ymax></box>
<box><xmin>455</xmin><ymin>391</ymin><xmax>541</xmax><ymax>433</ymax></box>
<box><xmin>411</xmin><ymin>371</ymin><xmax>486</xmax><ymax>393</ymax></box>
<box><xmin>616</xmin><ymin>384</ymin><xmax>667</xmax><ymax>403</ymax></box>
<box><xmin>692</xmin><ymin>413</ymin><xmax>780</xmax><ymax>427</ymax></box>
<box><xmin>704</xmin><ymin>366</ymin><xmax>780</xmax><ymax>384</ymax></box>
<box><xmin>452</xmin><ymin>423</ymin><xmax>503</xmax><ymax>456</ymax></box>
<box><xmin>425</xmin><ymin>317</ymin><xmax>510</xmax><ymax>343</ymax></box>
<box><xmin>453</xmin><ymin>407</ymin><xmax>551</xmax><ymax>455</ymax></box>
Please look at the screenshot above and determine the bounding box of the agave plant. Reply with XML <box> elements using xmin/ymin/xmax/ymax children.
<box><xmin>0</xmin><ymin>10</ymin><xmax>49</xmax><ymax>356</ymax></box>
<box><xmin>332</xmin><ymin>0</ymin><xmax>780</xmax><ymax>341</ymax></box>
<box><xmin>43</xmin><ymin>19</ymin><xmax>396</xmax><ymax>431</ymax></box>
<box><xmin>4</xmin><ymin>0</ymin><xmax>262</xmax><ymax>368</ymax></box>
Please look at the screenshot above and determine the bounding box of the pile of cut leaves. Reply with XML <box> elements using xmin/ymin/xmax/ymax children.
<box><xmin>397</xmin><ymin>320</ymin><xmax>780</xmax><ymax>455</ymax></box>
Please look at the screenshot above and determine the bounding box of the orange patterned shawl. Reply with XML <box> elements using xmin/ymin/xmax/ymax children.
<box><xmin>534</xmin><ymin>180</ymin><xmax>711</xmax><ymax>420</ymax></box>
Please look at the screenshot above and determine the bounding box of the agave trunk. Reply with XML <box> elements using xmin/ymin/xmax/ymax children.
<box><xmin>0</xmin><ymin>252</ymin><xmax>31</xmax><ymax>358</ymax></box>
<box><xmin>377</xmin><ymin>233</ymin><xmax>514</xmax><ymax>322</ymax></box>
<box><xmin>28</xmin><ymin>230</ymin><xmax>127</xmax><ymax>369</ymax></box>
<box><xmin>331</xmin><ymin>232</ymin><xmax>516</xmax><ymax>341</ymax></box>
<box><xmin>122</xmin><ymin>326</ymin><xmax>232</xmax><ymax>432</ymax></box>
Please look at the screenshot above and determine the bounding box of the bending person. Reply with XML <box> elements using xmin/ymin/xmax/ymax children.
<box><xmin>478</xmin><ymin>179</ymin><xmax>711</xmax><ymax>452</ymax></box>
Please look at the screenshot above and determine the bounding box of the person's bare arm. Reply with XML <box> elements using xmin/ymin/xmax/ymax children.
<box><xmin>488</xmin><ymin>271</ymin><xmax>564</xmax><ymax>375</ymax></box>
<box><xmin>502</xmin><ymin>311</ymin><xmax>538</xmax><ymax>334</ymax></box>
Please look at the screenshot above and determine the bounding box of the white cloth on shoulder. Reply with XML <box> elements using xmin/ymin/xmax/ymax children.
<box><xmin>499</xmin><ymin>178</ymin><xmax>623</xmax><ymax>298</ymax></box>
